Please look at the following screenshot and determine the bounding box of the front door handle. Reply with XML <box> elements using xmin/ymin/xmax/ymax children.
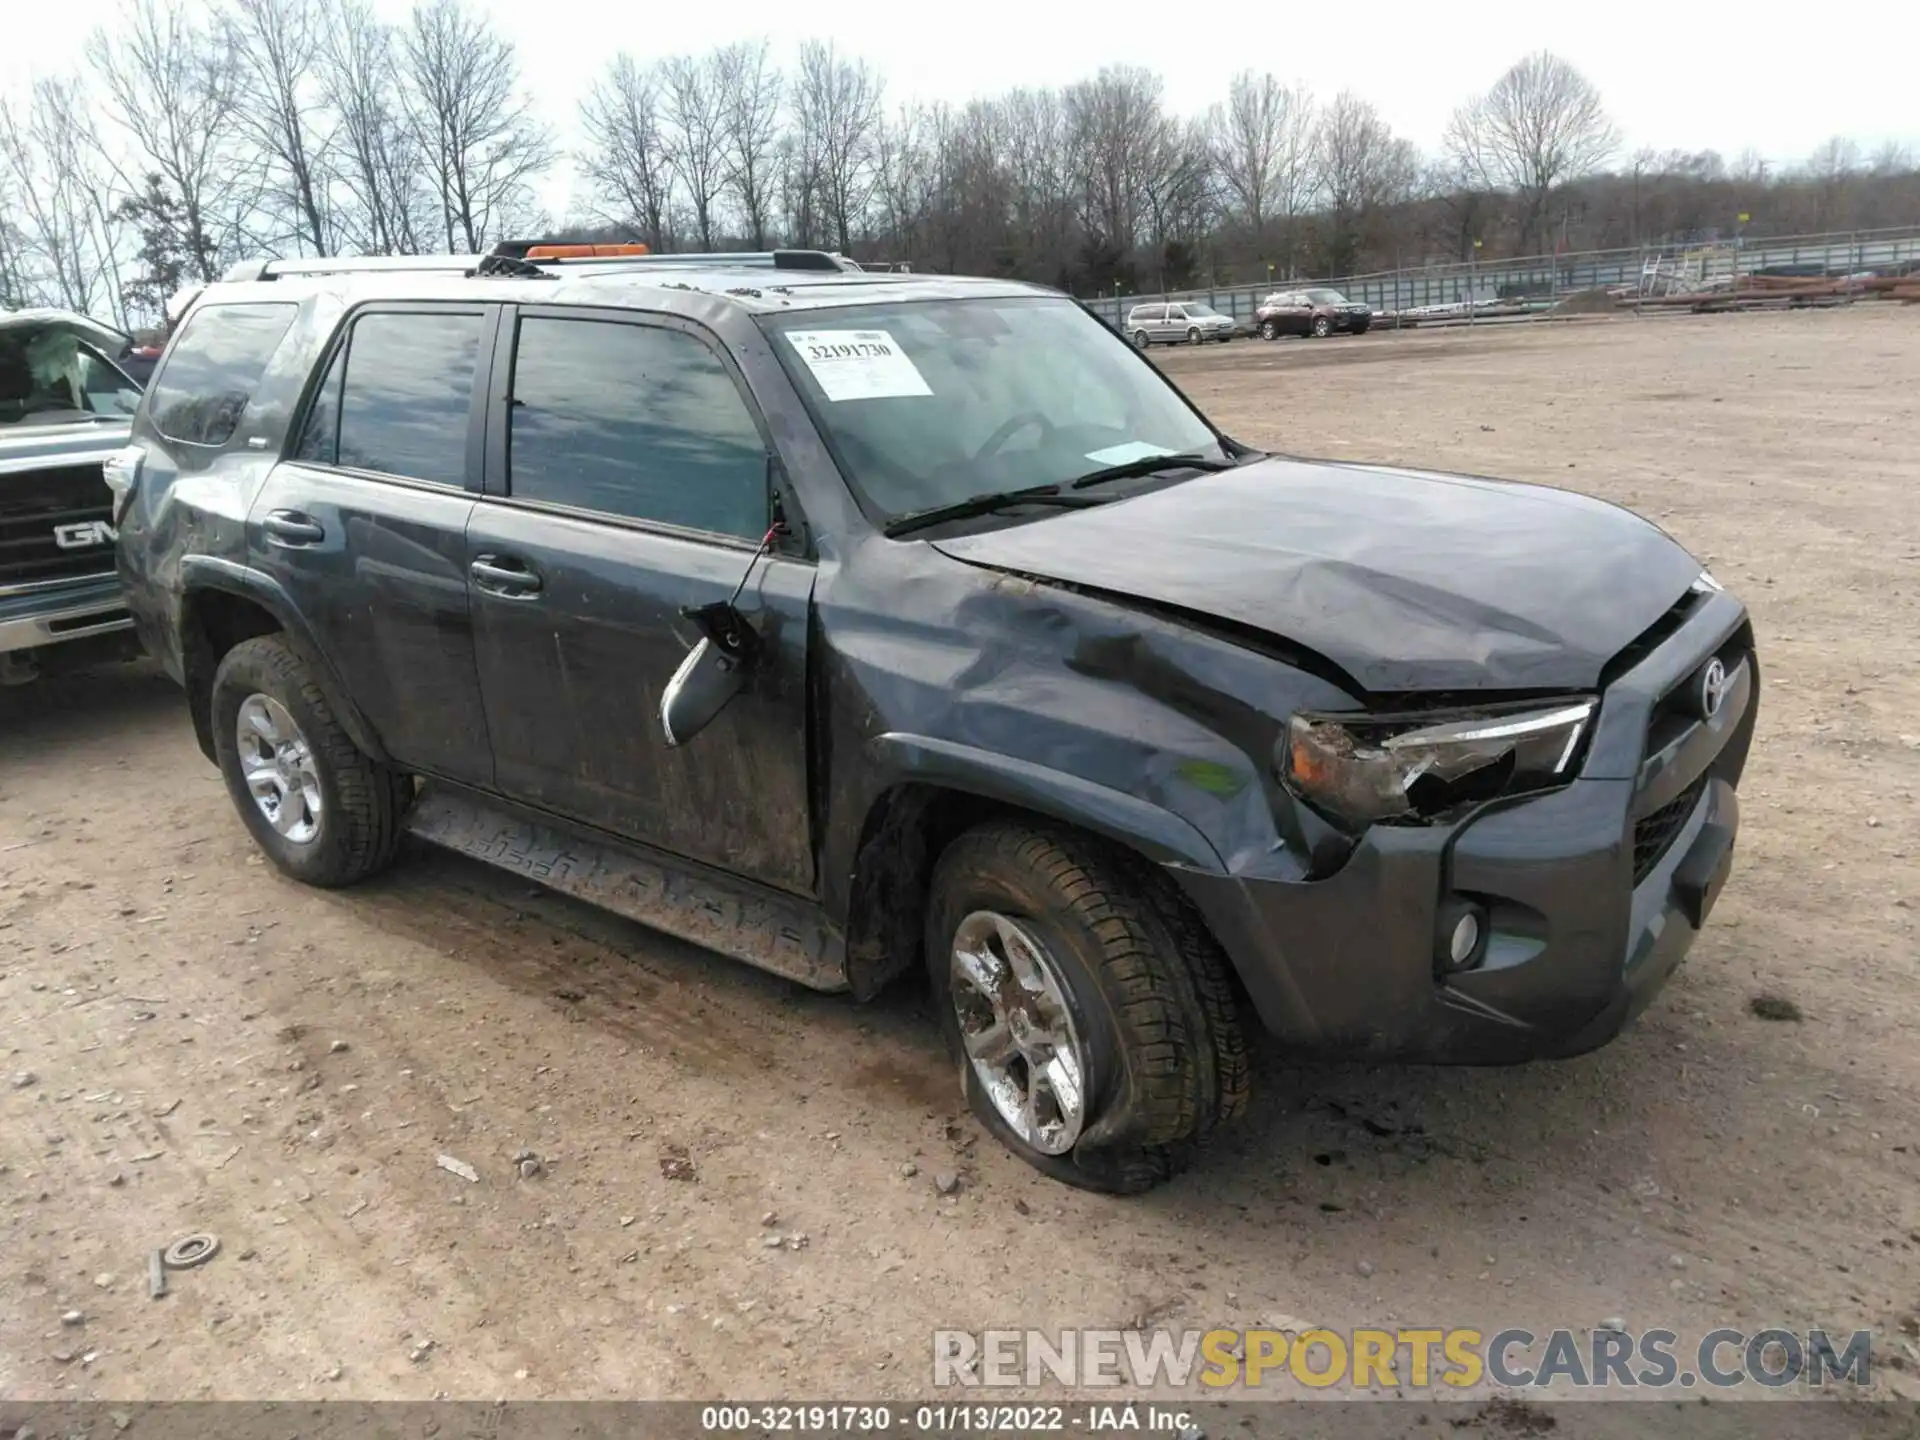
<box><xmin>470</xmin><ymin>555</ymin><xmax>543</xmax><ymax>597</ymax></box>
<box><xmin>262</xmin><ymin>510</ymin><xmax>325</xmax><ymax>547</ymax></box>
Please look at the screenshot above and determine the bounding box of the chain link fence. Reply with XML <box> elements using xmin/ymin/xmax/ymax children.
<box><xmin>1082</xmin><ymin>224</ymin><xmax>1920</xmax><ymax>327</ymax></box>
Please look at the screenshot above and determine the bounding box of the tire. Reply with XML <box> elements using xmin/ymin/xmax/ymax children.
<box><xmin>926</xmin><ymin>820</ymin><xmax>1248</xmax><ymax>1194</ymax></box>
<box><xmin>1311</xmin><ymin>315</ymin><xmax>1332</xmax><ymax>338</ymax></box>
<box><xmin>210</xmin><ymin>634</ymin><xmax>411</xmax><ymax>889</ymax></box>
<box><xmin>1131</xmin><ymin>330</ymin><xmax>1151</xmax><ymax>350</ymax></box>
<box><xmin>1186</xmin><ymin>327</ymin><xmax>1203</xmax><ymax>346</ymax></box>
<box><xmin>1259</xmin><ymin>320</ymin><xmax>1279</xmax><ymax>341</ymax></box>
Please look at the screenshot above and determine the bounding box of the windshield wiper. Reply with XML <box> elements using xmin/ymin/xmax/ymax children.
<box><xmin>1069</xmin><ymin>451</ymin><xmax>1237</xmax><ymax>490</ymax></box>
<box><xmin>882</xmin><ymin>483</ymin><xmax>1110</xmax><ymax>538</ymax></box>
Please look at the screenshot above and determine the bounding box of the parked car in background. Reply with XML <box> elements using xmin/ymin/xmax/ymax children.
<box><xmin>1255</xmin><ymin>288</ymin><xmax>1373</xmax><ymax>339</ymax></box>
<box><xmin>117</xmin><ymin>341</ymin><xmax>166</xmax><ymax>386</ymax></box>
<box><xmin>1125</xmin><ymin>301</ymin><xmax>1238</xmax><ymax>348</ymax></box>
<box><xmin>0</xmin><ymin>309</ymin><xmax>146</xmax><ymax>684</ymax></box>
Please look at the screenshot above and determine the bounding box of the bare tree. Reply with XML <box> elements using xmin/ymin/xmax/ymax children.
<box><xmin>1210</xmin><ymin>73</ymin><xmax>1314</xmax><ymax>240</ymax></box>
<box><xmin>659</xmin><ymin>54</ymin><xmax>727</xmax><ymax>251</ymax></box>
<box><xmin>714</xmin><ymin>40</ymin><xmax>782</xmax><ymax>249</ymax></box>
<box><xmin>224</xmin><ymin>0</ymin><xmax>333</xmax><ymax>254</ymax></box>
<box><xmin>578</xmin><ymin>55</ymin><xmax>677</xmax><ymax>251</ymax></box>
<box><xmin>399</xmin><ymin>0</ymin><xmax>553</xmax><ymax>253</ymax></box>
<box><xmin>0</xmin><ymin>79</ymin><xmax>126</xmax><ymax>319</ymax></box>
<box><xmin>1446</xmin><ymin>51</ymin><xmax>1617</xmax><ymax>253</ymax></box>
<box><xmin>88</xmin><ymin>0</ymin><xmax>251</xmax><ymax>283</ymax></box>
<box><xmin>1064</xmin><ymin>67</ymin><xmax>1168</xmax><ymax>258</ymax></box>
<box><xmin>1315</xmin><ymin>92</ymin><xmax>1417</xmax><ymax>274</ymax></box>
<box><xmin>1868</xmin><ymin>139</ymin><xmax>1915</xmax><ymax>178</ymax></box>
<box><xmin>870</xmin><ymin>103</ymin><xmax>935</xmax><ymax>266</ymax></box>
<box><xmin>794</xmin><ymin>42</ymin><xmax>883</xmax><ymax>253</ymax></box>
<box><xmin>318</xmin><ymin>0</ymin><xmax>429</xmax><ymax>255</ymax></box>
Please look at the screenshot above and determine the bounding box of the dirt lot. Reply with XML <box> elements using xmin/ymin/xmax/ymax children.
<box><xmin>2</xmin><ymin>306</ymin><xmax>1916</xmax><ymax>1410</ymax></box>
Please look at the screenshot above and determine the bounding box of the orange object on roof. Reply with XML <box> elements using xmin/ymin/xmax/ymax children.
<box><xmin>524</xmin><ymin>243</ymin><xmax>651</xmax><ymax>259</ymax></box>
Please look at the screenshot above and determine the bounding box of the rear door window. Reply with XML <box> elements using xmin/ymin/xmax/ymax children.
<box><xmin>295</xmin><ymin>309</ymin><xmax>483</xmax><ymax>487</ymax></box>
<box><xmin>148</xmin><ymin>303</ymin><xmax>298</xmax><ymax>446</ymax></box>
<box><xmin>504</xmin><ymin>316</ymin><xmax>767</xmax><ymax>540</ymax></box>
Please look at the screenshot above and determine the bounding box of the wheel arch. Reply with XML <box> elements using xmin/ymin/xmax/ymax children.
<box><xmin>178</xmin><ymin>557</ymin><xmax>389</xmax><ymax>766</ymax></box>
<box><xmin>835</xmin><ymin>733</ymin><xmax>1227</xmax><ymax>1002</ymax></box>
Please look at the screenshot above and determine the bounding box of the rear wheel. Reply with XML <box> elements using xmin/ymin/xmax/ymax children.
<box><xmin>927</xmin><ymin>821</ymin><xmax>1248</xmax><ymax>1194</ymax></box>
<box><xmin>1131</xmin><ymin>330</ymin><xmax>1150</xmax><ymax>350</ymax></box>
<box><xmin>211</xmin><ymin>635</ymin><xmax>412</xmax><ymax>888</ymax></box>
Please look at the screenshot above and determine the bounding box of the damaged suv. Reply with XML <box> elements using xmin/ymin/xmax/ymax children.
<box><xmin>116</xmin><ymin>245</ymin><xmax>1756</xmax><ymax>1192</ymax></box>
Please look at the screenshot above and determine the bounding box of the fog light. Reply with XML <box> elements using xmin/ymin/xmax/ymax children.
<box><xmin>1435</xmin><ymin>898</ymin><xmax>1487</xmax><ymax>973</ymax></box>
<box><xmin>1448</xmin><ymin>912</ymin><xmax>1481</xmax><ymax>967</ymax></box>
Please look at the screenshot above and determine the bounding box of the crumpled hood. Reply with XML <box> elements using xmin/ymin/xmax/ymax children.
<box><xmin>931</xmin><ymin>457</ymin><xmax>1703</xmax><ymax>694</ymax></box>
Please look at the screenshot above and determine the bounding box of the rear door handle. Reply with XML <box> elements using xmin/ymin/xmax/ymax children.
<box><xmin>470</xmin><ymin>554</ymin><xmax>543</xmax><ymax>597</ymax></box>
<box><xmin>262</xmin><ymin>510</ymin><xmax>325</xmax><ymax>547</ymax></box>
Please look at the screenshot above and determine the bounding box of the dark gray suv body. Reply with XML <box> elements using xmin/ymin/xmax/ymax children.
<box><xmin>115</xmin><ymin>247</ymin><xmax>1757</xmax><ymax>1192</ymax></box>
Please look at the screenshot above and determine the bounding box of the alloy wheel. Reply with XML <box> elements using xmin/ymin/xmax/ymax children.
<box><xmin>948</xmin><ymin>910</ymin><xmax>1089</xmax><ymax>1155</ymax></box>
<box><xmin>235</xmin><ymin>693</ymin><xmax>323</xmax><ymax>845</ymax></box>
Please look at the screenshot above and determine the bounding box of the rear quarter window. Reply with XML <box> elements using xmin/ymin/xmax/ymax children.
<box><xmin>148</xmin><ymin>303</ymin><xmax>298</xmax><ymax>446</ymax></box>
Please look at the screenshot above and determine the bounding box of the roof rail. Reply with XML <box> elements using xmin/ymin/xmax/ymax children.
<box><xmin>220</xmin><ymin>245</ymin><xmax>863</xmax><ymax>285</ymax></box>
<box><xmin>223</xmin><ymin>254</ymin><xmax>481</xmax><ymax>282</ymax></box>
<box><xmin>480</xmin><ymin>243</ymin><xmax>854</xmax><ymax>274</ymax></box>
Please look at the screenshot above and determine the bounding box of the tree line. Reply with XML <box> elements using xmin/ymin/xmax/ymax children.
<box><xmin>2</xmin><ymin>0</ymin><xmax>1915</xmax><ymax>328</ymax></box>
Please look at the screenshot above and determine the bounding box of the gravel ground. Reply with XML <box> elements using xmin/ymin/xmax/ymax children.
<box><xmin>1</xmin><ymin>305</ymin><xmax>1916</xmax><ymax>1415</ymax></box>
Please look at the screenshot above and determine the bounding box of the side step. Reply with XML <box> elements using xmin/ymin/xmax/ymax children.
<box><xmin>406</xmin><ymin>787</ymin><xmax>848</xmax><ymax>993</ymax></box>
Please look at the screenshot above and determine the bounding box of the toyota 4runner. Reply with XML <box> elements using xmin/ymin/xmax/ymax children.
<box><xmin>115</xmin><ymin>243</ymin><xmax>1758</xmax><ymax>1192</ymax></box>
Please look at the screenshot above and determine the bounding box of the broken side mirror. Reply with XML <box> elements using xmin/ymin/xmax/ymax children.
<box><xmin>659</xmin><ymin>600</ymin><xmax>763</xmax><ymax>748</ymax></box>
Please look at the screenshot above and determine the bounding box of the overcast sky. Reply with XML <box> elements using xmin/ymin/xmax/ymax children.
<box><xmin>6</xmin><ymin>0</ymin><xmax>1915</xmax><ymax>220</ymax></box>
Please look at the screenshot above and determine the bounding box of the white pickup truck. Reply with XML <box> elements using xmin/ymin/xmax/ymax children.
<box><xmin>0</xmin><ymin>309</ymin><xmax>146</xmax><ymax>684</ymax></box>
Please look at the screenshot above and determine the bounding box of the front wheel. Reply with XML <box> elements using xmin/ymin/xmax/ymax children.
<box><xmin>1131</xmin><ymin>330</ymin><xmax>1151</xmax><ymax>350</ymax></box>
<box><xmin>1186</xmin><ymin>327</ymin><xmax>1203</xmax><ymax>346</ymax></box>
<box><xmin>211</xmin><ymin>634</ymin><xmax>412</xmax><ymax>888</ymax></box>
<box><xmin>1259</xmin><ymin>320</ymin><xmax>1279</xmax><ymax>341</ymax></box>
<box><xmin>1311</xmin><ymin>315</ymin><xmax>1332</xmax><ymax>338</ymax></box>
<box><xmin>926</xmin><ymin>821</ymin><xmax>1248</xmax><ymax>1194</ymax></box>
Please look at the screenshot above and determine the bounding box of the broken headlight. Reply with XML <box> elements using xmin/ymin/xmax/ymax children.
<box><xmin>1281</xmin><ymin>700</ymin><xmax>1597</xmax><ymax>830</ymax></box>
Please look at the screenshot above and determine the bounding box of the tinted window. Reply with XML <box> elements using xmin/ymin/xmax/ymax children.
<box><xmin>304</xmin><ymin>311</ymin><xmax>482</xmax><ymax>486</ymax></box>
<box><xmin>148</xmin><ymin>303</ymin><xmax>297</xmax><ymax>446</ymax></box>
<box><xmin>293</xmin><ymin>343</ymin><xmax>344</xmax><ymax>464</ymax></box>
<box><xmin>507</xmin><ymin>318</ymin><xmax>766</xmax><ymax>539</ymax></box>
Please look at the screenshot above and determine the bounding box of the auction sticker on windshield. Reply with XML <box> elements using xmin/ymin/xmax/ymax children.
<box><xmin>785</xmin><ymin>330</ymin><xmax>932</xmax><ymax>402</ymax></box>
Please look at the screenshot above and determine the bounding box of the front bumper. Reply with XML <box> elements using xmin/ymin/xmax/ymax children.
<box><xmin>0</xmin><ymin>574</ymin><xmax>133</xmax><ymax>657</ymax></box>
<box><xmin>1174</xmin><ymin>589</ymin><xmax>1756</xmax><ymax>1064</ymax></box>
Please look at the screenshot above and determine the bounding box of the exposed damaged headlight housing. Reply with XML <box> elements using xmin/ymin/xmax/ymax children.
<box><xmin>1691</xmin><ymin>569</ymin><xmax>1723</xmax><ymax>594</ymax></box>
<box><xmin>1281</xmin><ymin>700</ymin><xmax>1597</xmax><ymax>830</ymax></box>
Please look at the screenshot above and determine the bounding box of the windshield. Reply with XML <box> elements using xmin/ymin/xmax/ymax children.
<box><xmin>0</xmin><ymin>327</ymin><xmax>141</xmax><ymax>427</ymax></box>
<box><xmin>761</xmin><ymin>297</ymin><xmax>1225</xmax><ymax>526</ymax></box>
<box><xmin>1306</xmin><ymin>289</ymin><xmax>1352</xmax><ymax>306</ymax></box>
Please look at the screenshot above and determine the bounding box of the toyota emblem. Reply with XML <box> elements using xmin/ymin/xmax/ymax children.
<box><xmin>1697</xmin><ymin>658</ymin><xmax>1728</xmax><ymax>719</ymax></box>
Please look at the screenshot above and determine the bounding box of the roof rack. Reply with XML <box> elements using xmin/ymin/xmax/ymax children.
<box><xmin>224</xmin><ymin>246</ymin><xmax>862</xmax><ymax>285</ymax></box>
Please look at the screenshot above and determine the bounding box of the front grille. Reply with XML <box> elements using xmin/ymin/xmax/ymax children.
<box><xmin>1633</xmin><ymin>776</ymin><xmax>1706</xmax><ymax>884</ymax></box>
<box><xmin>0</xmin><ymin>462</ymin><xmax>115</xmax><ymax>589</ymax></box>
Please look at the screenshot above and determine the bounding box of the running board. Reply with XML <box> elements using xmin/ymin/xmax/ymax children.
<box><xmin>406</xmin><ymin>787</ymin><xmax>848</xmax><ymax>993</ymax></box>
